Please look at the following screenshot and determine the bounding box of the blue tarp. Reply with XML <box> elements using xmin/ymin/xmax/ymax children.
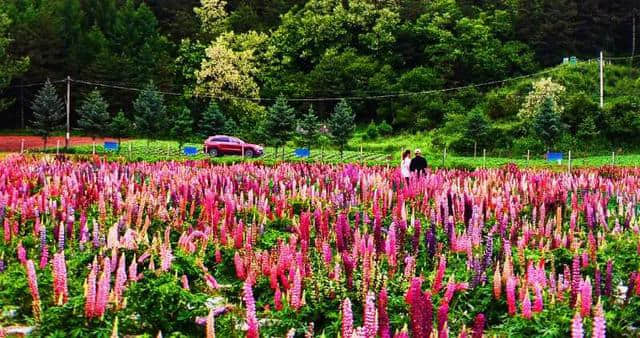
<box><xmin>547</xmin><ymin>152</ymin><xmax>563</xmax><ymax>163</ymax></box>
<box><xmin>104</xmin><ymin>142</ymin><xmax>119</xmax><ymax>151</ymax></box>
<box><xmin>294</xmin><ymin>148</ymin><xmax>310</xmax><ymax>158</ymax></box>
<box><xmin>183</xmin><ymin>146</ymin><xmax>198</xmax><ymax>156</ymax></box>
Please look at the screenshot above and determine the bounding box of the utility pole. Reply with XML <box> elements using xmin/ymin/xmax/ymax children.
<box><xmin>66</xmin><ymin>76</ymin><xmax>71</xmax><ymax>150</ymax></box>
<box><xmin>20</xmin><ymin>79</ymin><xmax>24</xmax><ymax>129</ymax></box>
<box><xmin>599</xmin><ymin>51</ymin><xmax>604</xmax><ymax>109</ymax></box>
<box><xmin>632</xmin><ymin>10</ymin><xmax>637</xmax><ymax>66</ymax></box>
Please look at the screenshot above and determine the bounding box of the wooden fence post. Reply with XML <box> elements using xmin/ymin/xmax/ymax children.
<box><xmin>474</xmin><ymin>142</ymin><xmax>477</xmax><ymax>160</ymax></box>
<box><xmin>483</xmin><ymin>149</ymin><xmax>486</xmax><ymax>169</ymax></box>
<box><xmin>442</xmin><ymin>147</ymin><xmax>446</xmax><ymax>168</ymax></box>
<box><xmin>20</xmin><ymin>139</ymin><xmax>24</xmax><ymax>154</ymax></box>
<box><xmin>568</xmin><ymin>150</ymin><xmax>572</xmax><ymax>172</ymax></box>
<box><xmin>527</xmin><ymin>150</ymin><xmax>530</xmax><ymax>166</ymax></box>
<box><xmin>56</xmin><ymin>140</ymin><xmax>60</xmax><ymax>155</ymax></box>
<box><xmin>612</xmin><ymin>151</ymin><xmax>615</xmax><ymax>165</ymax></box>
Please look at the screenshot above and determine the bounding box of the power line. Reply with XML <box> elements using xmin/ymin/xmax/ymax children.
<box><xmin>603</xmin><ymin>55</ymin><xmax>640</xmax><ymax>60</ymax></box>
<box><xmin>9</xmin><ymin>59</ymin><xmax>597</xmax><ymax>103</ymax></box>
<box><xmin>7</xmin><ymin>79</ymin><xmax>66</xmax><ymax>89</ymax></box>
<box><xmin>70</xmin><ymin>63</ymin><xmax>581</xmax><ymax>102</ymax></box>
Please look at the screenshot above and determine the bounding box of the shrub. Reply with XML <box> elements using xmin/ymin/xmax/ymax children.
<box><xmin>120</xmin><ymin>273</ymin><xmax>208</xmax><ymax>336</ymax></box>
<box><xmin>377</xmin><ymin>120</ymin><xmax>393</xmax><ymax>136</ymax></box>
<box><xmin>511</xmin><ymin>136</ymin><xmax>545</xmax><ymax>155</ymax></box>
<box><xmin>365</xmin><ymin>121</ymin><xmax>379</xmax><ymax>140</ymax></box>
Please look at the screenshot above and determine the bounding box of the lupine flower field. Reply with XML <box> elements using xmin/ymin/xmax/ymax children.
<box><xmin>1</xmin><ymin>155</ymin><xmax>640</xmax><ymax>337</ymax></box>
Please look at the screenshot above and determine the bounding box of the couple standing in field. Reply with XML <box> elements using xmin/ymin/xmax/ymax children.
<box><xmin>401</xmin><ymin>149</ymin><xmax>428</xmax><ymax>184</ymax></box>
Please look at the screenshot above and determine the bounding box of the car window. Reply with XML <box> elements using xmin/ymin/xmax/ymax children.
<box><xmin>212</xmin><ymin>137</ymin><xmax>229</xmax><ymax>142</ymax></box>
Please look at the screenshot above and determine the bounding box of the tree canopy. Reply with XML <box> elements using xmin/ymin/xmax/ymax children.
<box><xmin>0</xmin><ymin>0</ymin><xmax>639</xmax><ymax>153</ymax></box>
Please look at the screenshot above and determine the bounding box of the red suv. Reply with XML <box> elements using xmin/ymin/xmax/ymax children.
<box><xmin>203</xmin><ymin>135</ymin><xmax>264</xmax><ymax>158</ymax></box>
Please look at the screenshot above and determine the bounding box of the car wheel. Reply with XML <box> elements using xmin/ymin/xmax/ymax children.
<box><xmin>244</xmin><ymin>149</ymin><xmax>254</xmax><ymax>158</ymax></box>
<box><xmin>208</xmin><ymin>148</ymin><xmax>219</xmax><ymax>157</ymax></box>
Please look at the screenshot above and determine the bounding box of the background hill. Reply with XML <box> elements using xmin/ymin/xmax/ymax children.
<box><xmin>0</xmin><ymin>0</ymin><xmax>639</xmax><ymax>154</ymax></box>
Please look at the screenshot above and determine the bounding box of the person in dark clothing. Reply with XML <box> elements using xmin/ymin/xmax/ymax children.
<box><xmin>409</xmin><ymin>149</ymin><xmax>427</xmax><ymax>175</ymax></box>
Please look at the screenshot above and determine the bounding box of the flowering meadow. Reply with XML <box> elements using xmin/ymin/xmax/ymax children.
<box><xmin>1</xmin><ymin>155</ymin><xmax>640</xmax><ymax>337</ymax></box>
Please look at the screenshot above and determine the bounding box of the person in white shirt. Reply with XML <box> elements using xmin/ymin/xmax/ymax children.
<box><xmin>401</xmin><ymin>149</ymin><xmax>411</xmax><ymax>185</ymax></box>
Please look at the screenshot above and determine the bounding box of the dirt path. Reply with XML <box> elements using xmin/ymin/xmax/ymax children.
<box><xmin>0</xmin><ymin>135</ymin><xmax>117</xmax><ymax>152</ymax></box>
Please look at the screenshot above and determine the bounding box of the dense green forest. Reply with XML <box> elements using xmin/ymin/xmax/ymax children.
<box><xmin>0</xmin><ymin>0</ymin><xmax>639</xmax><ymax>153</ymax></box>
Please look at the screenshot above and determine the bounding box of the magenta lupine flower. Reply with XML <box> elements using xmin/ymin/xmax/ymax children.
<box><xmin>181</xmin><ymin>275</ymin><xmax>190</xmax><ymax>290</ymax></box>
<box><xmin>364</xmin><ymin>291</ymin><xmax>377</xmax><ymax>338</ymax></box>
<box><xmin>291</xmin><ymin>268</ymin><xmax>302</xmax><ymax>310</ymax></box>
<box><xmin>406</xmin><ymin>277</ymin><xmax>429</xmax><ymax>337</ymax></box>
<box><xmin>594</xmin><ymin>267</ymin><xmax>601</xmax><ymax>300</ymax></box>
<box><xmin>433</xmin><ymin>255</ymin><xmax>447</xmax><ymax>293</ymax></box>
<box><xmin>571</xmin><ymin>311</ymin><xmax>584</xmax><ymax>338</ymax></box>
<box><xmin>342</xmin><ymin>298</ymin><xmax>354</xmax><ymax>338</ymax></box>
<box><xmin>274</xmin><ymin>286</ymin><xmax>282</xmax><ymax>311</ymax></box>
<box><xmin>52</xmin><ymin>252</ymin><xmax>68</xmax><ymax>305</ymax></box>
<box><xmin>95</xmin><ymin>258</ymin><xmax>111</xmax><ymax>318</ymax></box>
<box><xmin>342</xmin><ymin>251</ymin><xmax>355</xmax><ymax>289</ymax></box>
<box><xmin>592</xmin><ymin>300</ymin><xmax>606</xmax><ymax>338</ymax></box>
<box><xmin>25</xmin><ymin>260</ymin><xmax>42</xmax><ymax>321</ymax></box>
<box><xmin>85</xmin><ymin>259</ymin><xmax>97</xmax><ymax>318</ymax></box>
<box><xmin>437</xmin><ymin>301</ymin><xmax>450</xmax><ymax>337</ymax></box>
<box><xmin>114</xmin><ymin>253</ymin><xmax>127</xmax><ymax>307</ymax></box>
<box><xmin>92</xmin><ymin>219</ymin><xmax>100</xmax><ymax>248</ymax></box>
<box><xmin>522</xmin><ymin>289</ymin><xmax>532</xmax><ymax>319</ymax></box>
<box><xmin>17</xmin><ymin>242</ymin><xmax>26</xmax><ymax>265</ymax></box>
<box><xmin>3</xmin><ymin>218</ymin><xmax>10</xmax><ymax>243</ymax></box>
<box><xmin>393</xmin><ymin>326</ymin><xmax>409</xmax><ymax>338</ymax></box>
<box><xmin>506</xmin><ymin>275</ymin><xmax>517</xmax><ymax>316</ymax></box>
<box><xmin>571</xmin><ymin>254</ymin><xmax>581</xmax><ymax>306</ymax></box>
<box><xmin>472</xmin><ymin>313</ymin><xmax>485</xmax><ymax>338</ymax></box>
<box><xmin>605</xmin><ymin>260</ymin><xmax>613</xmax><ymax>297</ymax></box>
<box><xmin>243</xmin><ymin>281</ymin><xmax>259</xmax><ymax>338</ymax></box>
<box><xmin>378</xmin><ymin>288</ymin><xmax>391</xmax><ymax>338</ymax></box>
<box><xmin>533</xmin><ymin>283</ymin><xmax>543</xmax><ymax>313</ymax></box>
<box><xmin>412</xmin><ymin>218</ymin><xmax>421</xmax><ymax>252</ymax></box>
<box><xmin>128</xmin><ymin>254</ymin><xmax>138</xmax><ymax>282</ymax></box>
<box><xmin>385</xmin><ymin>222</ymin><xmax>397</xmax><ymax>269</ymax></box>
<box><xmin>159</xmin><ymin>244</ymin><xmax>173</xmax><ymax>272</ymax></box>
<box><xmin>234</xmin><ymin>252</ymin><xmax>246</xmax><ymax>280</ymax></box>
<box><xmin>580</xmin><ymin>278</ymin><xmax>592</xmax><ymax>317</ymax></box>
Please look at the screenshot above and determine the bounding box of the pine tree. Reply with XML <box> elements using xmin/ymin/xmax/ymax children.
<box><xmin>533</xmin><ymin>96</ymin><xmax>563</xmax><ymax>149</ymax></box>
<box><xmin>264</xmin><ymin>94</ymin><xmax>296</xmax><ymax>158</ymax></box>
<box><xmin>171</xmin><ymin>107</ymin><xmax>194</xmax><ymax>150</ymax></box>
<box><xmin>199</xmin><ymin>102</ymin><xmax>226</xmax><ymax>139</ymax></box>
<box><xmin>298</xmin><ymin>105</ymin><xmax>320</xmax><ymax>152</ymax></box>
<box><xmin>108</xmin><ymin>110</ymin><xmax>131</xmax><ymax>148</ymax></box>
<box><xmin>576</xmin><ymin>115</ymin><xmax>599</xmax><ymax>141</ymax></box>
<box><xmin>463</xmin><ymin>108</ymin><xmax>491</xmax><ymax>150</ymax></box>
<box><xmin>133</xmin><ymin>81</ymin><xmax>166</xmax><ymax>144</ymax></box>
<box><xmin>328</xmin><ymin>99</ymin><xmax>355</xmax><ymax>159</ymax></box>
<box><xmin>77</xmin><ymin>90</ymin><xmax>110</xmax><ymax>140</ymax></box>
<box><xmin>30</xmin><ymin>79</ymin><xmax>65</xmax><ymax>149</ymax></box>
